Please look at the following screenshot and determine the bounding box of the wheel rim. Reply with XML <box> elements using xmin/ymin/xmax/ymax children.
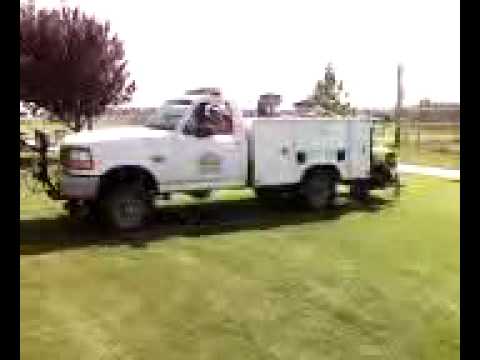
<box><xmin>306</xmin><ymin>175</ymin><xmax>332</xmax><ymax>209</ymax></box>
<box><xmin>114</xmin><ymin>197</ymin><xmax>146</xmax><ymax>229</ymax></box>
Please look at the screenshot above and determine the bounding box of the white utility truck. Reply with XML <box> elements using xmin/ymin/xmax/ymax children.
<box><xmin>34</xmin><ymin>90</ymin><xmax>398</xmax><ymax>230</ymax></box>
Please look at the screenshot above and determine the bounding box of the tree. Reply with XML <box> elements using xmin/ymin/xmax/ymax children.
<box><xmin>308</xmin><ymin>63</ymin><xmax>352</xmax><ymax>116</ymax></box>
<box><xmin>20</xmin><ymin>5</ymin><xmax>136</xmax><ymax>131</ymax></box>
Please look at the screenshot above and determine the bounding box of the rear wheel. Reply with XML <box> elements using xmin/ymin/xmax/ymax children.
<box><xmin>302</xmin><ymin>170</ymin><xmax>336</xmax><ymax>210</ymax></box>
<box><xmin>350</xmin><ymin>180</ymin><xmax>370</xmax><ymax>201</ymax></box>
<box><xmin>100</xmin><ymin>184</ymin><xmax>153</xmax><ymax>231</ymax></box>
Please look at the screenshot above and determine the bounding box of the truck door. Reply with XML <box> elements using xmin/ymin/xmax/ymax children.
<box><xmin>348</xmin><ymin>120</ymin><xmax>371</xmax><ymax>179</ymax></box>
<box><xmin>175</xmin><ymin>100</ymin><xmax>246</xmax><ymax>188</ymax></box>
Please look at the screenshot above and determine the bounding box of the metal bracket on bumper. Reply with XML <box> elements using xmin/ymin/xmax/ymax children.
<box><xmin>59</xmin><ymin>175</ymin><xmax>100</xmax><ymax>200</ymax></box>
<box><xmin>31</xmin><ymin>130</ymin><xmax>61</xmax><ymax>200</ymax></box>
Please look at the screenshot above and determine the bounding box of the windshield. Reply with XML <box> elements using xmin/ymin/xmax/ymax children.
<box><xmin>145</xmin><ymin>99</ymin><xmax>192</xmax><ymax>130</ymax></box>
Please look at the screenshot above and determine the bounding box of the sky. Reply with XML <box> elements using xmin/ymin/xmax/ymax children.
<box><xmin>26</xmin><ymin>0</ymin><xmax>460</xmax><ymax>109</ymax></box>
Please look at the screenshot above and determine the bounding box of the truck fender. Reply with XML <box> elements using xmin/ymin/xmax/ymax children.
<box><xmin>300</xmin><ymin>165</ymin><xmax>341</xmax><ymax>184</ymax></box>
<box><xmin>98</xmin><ymin>165</ymin><xmax>158</xmax><ymax>198</ymax></box>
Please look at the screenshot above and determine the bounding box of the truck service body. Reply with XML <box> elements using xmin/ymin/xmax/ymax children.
<box><xmin>38</xmin><ymin>90</ymin><xmax>397</xmax><ymax>230</ymax></box>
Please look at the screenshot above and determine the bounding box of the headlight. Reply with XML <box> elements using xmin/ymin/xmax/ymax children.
<box><xmin>70</xmin><ymin>149</ymin><xmax>91</xmax><ymax>161</ymax></box>
<box><xmin>61</xmin><ymin>146</ymin><xmax>94</xmax><ymax>170</ymax></box>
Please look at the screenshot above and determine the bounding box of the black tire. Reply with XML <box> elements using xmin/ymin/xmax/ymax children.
<box><xmin>188</xmin><ymin>190</ymin><xmax>211</xmax><ymax>199</ymax></box>
<box><xmin>100</xmin><ymin>184</ymin><xmax>153</xmax><ymax>231</ymax></box>
<box><xmin>302</xmin><ymin>170</ymin><xmax>336</xmax><ymax>210</ymax></box>
<box><xmin>350</xmin><ymin>180</ymin><xmax>370</xmax><ymax>202</ymax></box>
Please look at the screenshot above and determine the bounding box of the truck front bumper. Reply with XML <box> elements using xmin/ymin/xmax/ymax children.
<box><xmin>59</xmin><ymin>174</ymin><xmax>100</xmax><ymax>200</ymax></box>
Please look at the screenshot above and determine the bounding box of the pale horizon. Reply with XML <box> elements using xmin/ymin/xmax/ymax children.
<box><xmin>25</xmin><ymin>0</ymin><xmax>460</xmax><ymax>110</ymax></box>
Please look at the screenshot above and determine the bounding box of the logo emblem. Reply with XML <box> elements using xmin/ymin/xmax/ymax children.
<box><xmin>199</xmin><ymin>152</ymin><xmax>222</xmax><ymax>175</ymax></box>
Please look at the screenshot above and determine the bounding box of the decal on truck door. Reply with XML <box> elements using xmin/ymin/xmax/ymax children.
<box><xmin>198</xmin><ymin>152</ymin><xmax>222</xmax><ymax>175</ymax></box>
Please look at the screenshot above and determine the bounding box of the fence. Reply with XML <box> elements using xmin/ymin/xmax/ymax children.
<box><xmin>399</xmin><ymin>120</ymin><xmax>459</xmax><ymax>169</ymax></box>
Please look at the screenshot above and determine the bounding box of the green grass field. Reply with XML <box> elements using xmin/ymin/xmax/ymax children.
<box><xmin>20</xmin><ymin>174</ymin><xmax>459</xmax><ymax>360</ymax></box>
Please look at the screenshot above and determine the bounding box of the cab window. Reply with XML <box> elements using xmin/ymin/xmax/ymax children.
<box><xmin>185</xmin><ymin>101</ymin><xmax>233</xmax><ymax>136</ymax></box>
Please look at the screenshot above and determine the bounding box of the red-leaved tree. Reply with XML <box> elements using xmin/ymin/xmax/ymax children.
<box><xmin>20</xmin><ymin>5</ymin><xmax>136</xmax><ymax>131</ymax></box>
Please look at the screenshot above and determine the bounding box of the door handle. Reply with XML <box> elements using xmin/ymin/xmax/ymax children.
<box><xmin>151</xmin><ymin>155</ymin><xmax>165</xmax><ymax>163</ymax></box>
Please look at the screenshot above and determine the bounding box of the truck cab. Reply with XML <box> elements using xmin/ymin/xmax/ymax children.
<box><xmin>143</xmin><ymin>94</ymin><xmax>249</xmax><ymax>192</ymax></box>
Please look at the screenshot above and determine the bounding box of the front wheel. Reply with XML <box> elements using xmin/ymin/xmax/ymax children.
<box><xmin>301</xmin><ymin>171</ymin><xmax>336</xmax><ymax>210</ymax></box>
<box><xmin>100</xmin><ymin>184</ymin><xmax>153</xmax><ymax>231</ymax></box>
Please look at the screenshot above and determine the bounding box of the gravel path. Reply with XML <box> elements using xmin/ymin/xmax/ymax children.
<box><xmin>398</xmin><ymin>164</ymin><xmax>460</xmax><ymax>180</ymax></box>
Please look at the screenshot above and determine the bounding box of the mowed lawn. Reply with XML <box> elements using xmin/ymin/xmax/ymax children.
<box><xmin>20</xmin><ymin>175</ymin><xmax>459</xmax><ymax>360</ymax></box>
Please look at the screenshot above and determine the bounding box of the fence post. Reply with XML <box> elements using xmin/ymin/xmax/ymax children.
<box><xmin>416</xmin><ymin>119</ymin><xmax>421</xmax><ymax>151</ymax></box>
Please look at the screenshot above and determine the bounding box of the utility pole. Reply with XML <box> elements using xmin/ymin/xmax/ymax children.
<box><xmin>395</xmin><ymin>64</ymin><xmax>403</xmax><ymax>147</ymax></box>
<box><xmin>394</xmin><ymin>64</ymin><xmax>403</xmax><ymax>195</ymax></box>
<box><xmin>395</xmin><ymin>64</ymin><xmax>403</xmax><ymax>119</ymax></box>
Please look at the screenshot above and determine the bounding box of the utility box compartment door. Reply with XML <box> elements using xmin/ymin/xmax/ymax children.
<box><xmin>253</xmin><ymin>120</ymin><xmax>307</xmax><ymax>186</ymax></box>
<box><xmin>347</xmin><ymin>120</ymin><xmax>371</xmax><ymax>179</ymax></box>
<box><xmin>252</xmin><ymin>118</ymin><xmax>372</xmax><ymax>186</ymax></box>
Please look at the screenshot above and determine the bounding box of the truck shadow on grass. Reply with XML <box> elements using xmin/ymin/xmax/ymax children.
<box><xmin>20</xmin><ymin>194</ymin><xmax>396</xmax><ymax>256</ymax></box>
